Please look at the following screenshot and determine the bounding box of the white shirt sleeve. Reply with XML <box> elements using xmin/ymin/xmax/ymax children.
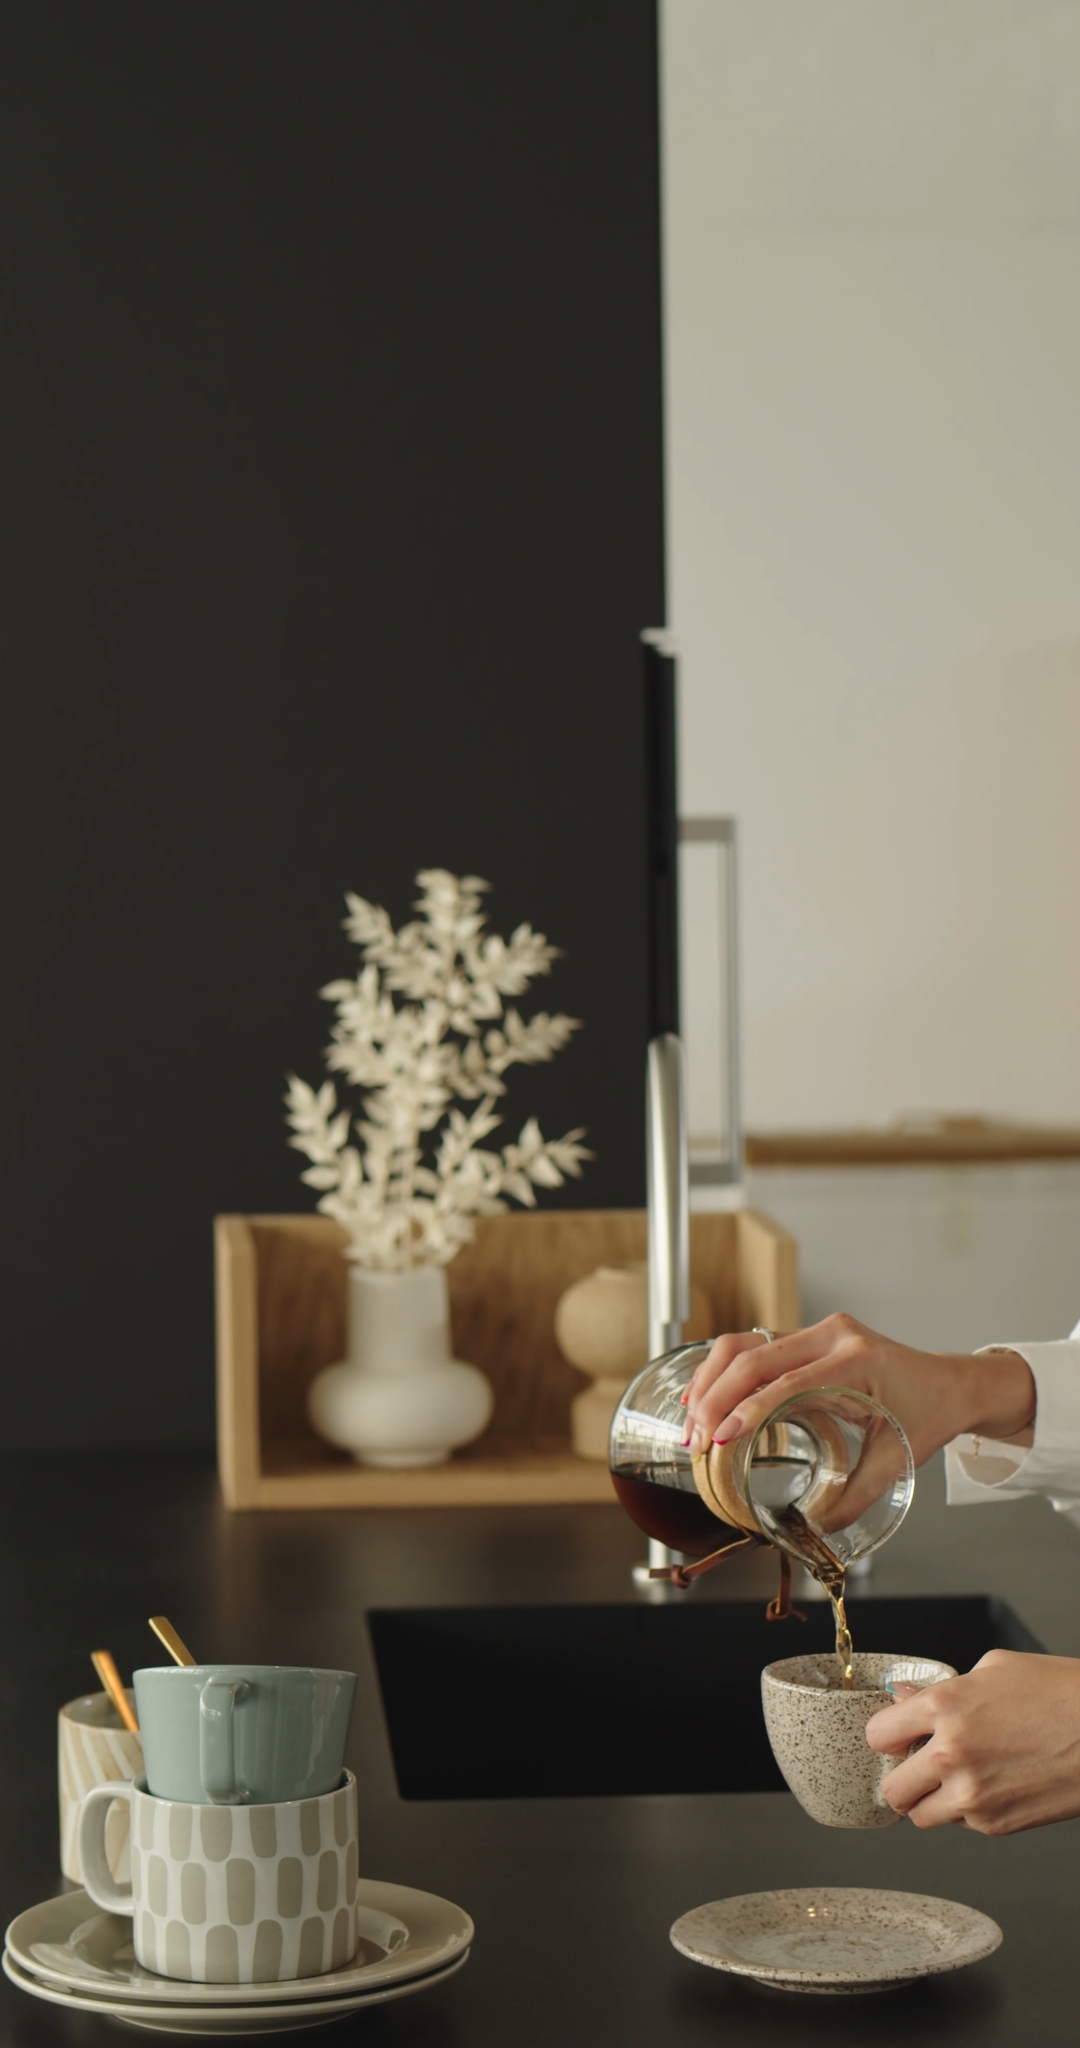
<box><xmin>944</xmin><ymin>1318</ymin><xmax>1080</xmax><ymax>1516</ymax></box>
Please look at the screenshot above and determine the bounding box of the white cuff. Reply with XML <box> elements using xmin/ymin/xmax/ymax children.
<box><xmin>945</xmin><ymin>1336</ymin><xmax>1080</xmax><ymax>1508</ymax></box>
<box><xmin>944</xmin><ymin>1436</ymin><xmax>1028</xmax><ymax>1504</ymax></box>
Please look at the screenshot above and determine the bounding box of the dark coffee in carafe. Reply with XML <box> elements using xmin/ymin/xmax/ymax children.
<box><xmin>610</xmin><ymin>1468</ymin><xmax>737</xmax><ymax>1557</ymax></box>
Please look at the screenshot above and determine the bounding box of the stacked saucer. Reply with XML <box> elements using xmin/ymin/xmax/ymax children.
<box><xmin>4</xmin><ymin>1880</ymin><xmax>472</xmax><ymax>2034</ymax></box>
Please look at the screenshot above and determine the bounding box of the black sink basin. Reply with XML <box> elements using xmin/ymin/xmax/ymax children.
<box><xmin>368</xmin><ymin>1594</ymin><xmax>1041</xmax><ymax>1800</ymax></box>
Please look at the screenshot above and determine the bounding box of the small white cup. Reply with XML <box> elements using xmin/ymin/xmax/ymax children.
<box><xmin>78</xmin><ymin>1772</ymin><xmax>359</xmax><ymax>1983</ymax></box>
<box><xmin>761</xmin><ymin>1653</ymin><xmax>956</xmax><ymax>1829</ymax></box>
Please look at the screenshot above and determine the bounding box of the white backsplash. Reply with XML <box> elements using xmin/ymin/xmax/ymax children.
<box><xmin>697</xmin><ymin>1162</ymin><xmax>1080</xmax><ymax>1354</ymax></box>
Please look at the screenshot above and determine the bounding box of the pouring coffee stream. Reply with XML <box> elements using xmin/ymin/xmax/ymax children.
<box><xmin>772</xmin><ymin>1508</ymin><xmax>854</xmax><ymax>1689</ymax></box>
<box><xmin>609</xmin><ymin>1346</ymin><xmax>915</xmax><ymax>1689</ymax></box>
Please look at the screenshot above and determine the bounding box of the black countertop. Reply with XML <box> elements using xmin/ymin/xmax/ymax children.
<box><xmin>2</xmin><ymin>1449</ymin><xmax>1079</xmax><ymax>2046</ymax></box>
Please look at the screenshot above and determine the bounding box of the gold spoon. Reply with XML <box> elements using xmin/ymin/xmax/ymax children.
<box><xmin>91</xmin><ymin>1649</ymin><xmax>140</xmax><ymax>1733</ymax></box>
<box><xmin>148</xmin><ymin>1615</ymin><xmax>198</xmax><ymax>1667</ymax></box>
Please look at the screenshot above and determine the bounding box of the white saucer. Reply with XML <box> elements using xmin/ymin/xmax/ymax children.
<box><xmin>670</xmin><ymin>1887</ymin><xmax>1002</xmax><ymax>1994</ymax></box>
<box><xmin>3</xmin><ymin>1948</ymin><xmax>469</xmax><ymax>2034</ymax></box>
<box><xmin>6</xmin><ymin>1882</ymin><xmax>472</xmax><ymax>2005</ymax></box>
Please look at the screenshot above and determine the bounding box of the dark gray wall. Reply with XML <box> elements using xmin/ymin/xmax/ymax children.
<box><xmin>0</xmin><ymin>1</ymin><xmax>664</xmax><ymax>1449</ymax></box>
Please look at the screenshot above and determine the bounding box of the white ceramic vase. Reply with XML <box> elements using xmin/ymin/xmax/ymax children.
<box><xmin>307</xmin><ymin>1266</ymin><xmax>493</xmax><ymax>1467</ymax></box>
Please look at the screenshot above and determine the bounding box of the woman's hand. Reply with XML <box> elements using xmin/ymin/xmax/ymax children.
<box><xmin>866</xmin><ymin>1651</ymin><xmax>1080</xmax><ymax>1834</ymax></box>
<box><xmin>681</xmin><ymin>1314</ymin><xmax>1035</xmax><ymax>1467</ymax></box>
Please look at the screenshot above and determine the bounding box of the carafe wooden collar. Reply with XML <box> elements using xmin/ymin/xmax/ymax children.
<box><xmin>646</xmin><ymin>1441</ymin><xmax>778</xmax><ymax>1603</ymax></box>
<box><xmin>646</xmin><ymin>1395</ymin><xmax>854</xmax><ymax>1622</ymax></box>
<box><xmin>694</xmin><ymin>1439</ymin><xmax>760</xmax><ymax>1533</ymax></box>
<box><xmin>693</xmin><ymin>1402</ymin><xmax>851</xmax><ymax>1539</ymax></box>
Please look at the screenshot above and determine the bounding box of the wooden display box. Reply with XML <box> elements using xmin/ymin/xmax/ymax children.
<box><xmin>215</xmin><ymin>1208</ymin><xmax>799</xmax><ymax>1511</ymax></box>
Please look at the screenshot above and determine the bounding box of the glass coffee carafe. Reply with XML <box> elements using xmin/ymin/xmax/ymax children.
<box><xmin>609</xmin><ymin>1343</ymin><xmax>915</xmax><ymax>1594</ymax></box>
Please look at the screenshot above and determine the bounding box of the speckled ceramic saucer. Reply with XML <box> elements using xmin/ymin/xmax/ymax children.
<box><xmin>670</xmin><ymin>1887</ymin><xmax>1002</xmax><ymax>1994</ymax></box>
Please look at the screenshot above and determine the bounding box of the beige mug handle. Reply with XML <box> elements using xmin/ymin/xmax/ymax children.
<box><xmin>78</xmin><ymin>1780</ymin><xmax>136</xmax><ymax>1915</ymax></box>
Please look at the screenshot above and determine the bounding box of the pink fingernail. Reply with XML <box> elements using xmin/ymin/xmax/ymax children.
<box><xmin>714</xmin><ymin>1413</ymin><xmax>744</xmax><ymax>1442</ymax></box>
<box><xmin>680</xmin><ymin>1435</ymin><xmax>692</xmax><ymax>1448</ymax></box>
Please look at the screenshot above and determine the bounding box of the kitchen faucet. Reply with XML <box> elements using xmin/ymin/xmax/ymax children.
<box><xmin>631</xmin><ymin>1030</ymin><xmax>691</xmax><ymax>1593</ymax></box>
<box><xmin>634</xmin><ymin>631</ymin><xmax>742</xmax><ymax>1591</ymax></box>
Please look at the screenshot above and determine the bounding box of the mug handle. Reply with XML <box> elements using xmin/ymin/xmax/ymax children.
<box><xmin>199</xmin><ymin>1678</ymin><xmax>249</xmax><ymax>1803</ymax></box>
<box><xmin>78</xmin><ymin>1780</ymin><xmax>135</xmax><ymax>1916</ymax></box>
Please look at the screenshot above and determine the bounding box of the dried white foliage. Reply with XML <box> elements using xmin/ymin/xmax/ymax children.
<box><xmin>285</xmin><ymin>871</ymin><xmax>592</xmax><ymax>1268</ymax></box>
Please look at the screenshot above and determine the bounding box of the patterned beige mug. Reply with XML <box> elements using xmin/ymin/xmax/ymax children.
<box><xmin>59</xmin><ymin>1690</ymin><xmax>144</xmax><ymax>1883</ymax></box>
<box><xmin>77</xmin><ymin>1772</ymin><xmax>359</xmax><ymax>1983</ymax></box>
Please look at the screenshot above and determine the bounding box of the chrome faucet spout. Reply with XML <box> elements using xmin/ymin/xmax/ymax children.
<box><xmin>646</xmin><ymin>1032</ymin><xmax>690</xmax><ymax>1361</ymax></box>
<box><xmin>636</xmin><ymin>1032</ymin><xmax>692</xmax><ymax>1594</ymax></box>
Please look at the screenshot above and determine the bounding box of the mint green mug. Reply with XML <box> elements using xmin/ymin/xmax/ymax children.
<box><xmin>133</xmin><ymin>1665</ymin><xmax>356</xmax><ymax>1806</ymax></box>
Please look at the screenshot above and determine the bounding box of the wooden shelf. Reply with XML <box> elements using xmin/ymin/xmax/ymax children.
<box><xmin>743</xmin><ymin>1119</ymin><xmax>1080</xmax><ymax>1168</ymax></box>
<box><xmin>252</xmin><ymin>1444</ymin><xmax>619</xmax><ymax>1511</ymax></box>
<box><xmin>215</xmin><ymin>1207</ymin><xmax>799</xmax><ymax>1512</ymax></box>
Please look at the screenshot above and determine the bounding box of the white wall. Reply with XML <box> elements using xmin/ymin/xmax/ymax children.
<box><xmin>663</xmin><ymin>0</ymin><xmax>1080</xmax><ymax>1140</ymax></box>
<box><xmin>746</xmin><ymin>1160</ymin><xmax>1080</xmax><ymax>1352</ymax></box>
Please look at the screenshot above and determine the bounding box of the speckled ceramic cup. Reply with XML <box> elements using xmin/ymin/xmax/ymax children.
<box><xmin>77</xmin><ymin>1772</ymin><xmax>359</xmax><ymax>1982</ymax></box>
<box><xmin>761</xmin><ymin>1653</ymin><xmax>956</xmax><ymax>1829</ymax></box>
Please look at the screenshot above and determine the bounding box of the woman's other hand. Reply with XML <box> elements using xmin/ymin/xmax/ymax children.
<box><xmin>866</xmin><ymin>1651</ymin><xmax>1080</xmax><ymax>1834</ymax></box>
<box><xmin>681</xmin><ymin>1314</ymin><xmax>1035</xmax><ymax>1466</ymax></box>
